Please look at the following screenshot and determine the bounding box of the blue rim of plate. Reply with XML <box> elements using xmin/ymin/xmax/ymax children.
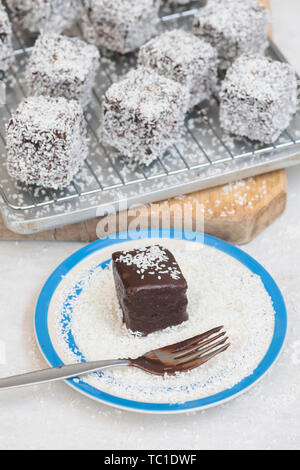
<box><xmin>35</xmin><ymin>229</ymin><xmax>287</xmax><ymax>414</ymax></box>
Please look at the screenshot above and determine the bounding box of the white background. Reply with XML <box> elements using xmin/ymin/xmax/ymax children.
<box><xmin>0</xmin><ymin>0</ymin><xmax>299</xmax><ymax>450</ymax></box>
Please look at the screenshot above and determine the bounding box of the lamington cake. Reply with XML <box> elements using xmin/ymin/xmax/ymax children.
<box><xmin>6</xmin><ymin>96</ymin><xmax>88</xmax><ymax>189</ymax></box>
<box><xmin>112</xmin><ymin>245</ymin><xmax>189</xmax><ymax>336</ymax></box>
<box><xmin>100</xmin><ymin>67</ymin><xmax>189</xmax><ymax>166</ymax></box>
<box><xmin>219</xmin><ymin>54</ymin><xmax>298</xmax><ymax>144</ymax></box>
<box><xmin>6</xmin><ymin>0</ymin><xmax>81</xmax><ymax>34</ymax></box>
<box><xmin>26</xmin><ymin>34</ymin><xmax>100</xmax><ymax>108</ymax></box>
<box><xmin>0</xmin><ymin>3</ymin><xmax>13</xmax><ymax>72</ymax></box>
<box><xmin>138</xmin><ymin>29</ymin><xmax>218</xmax><ymax>108</ymax></box>
<box><xmin>193</xmin><ymin>0</ymin><xmax>269</xmax><ymax>69</ymax></box>
<box><xmin>81</xmin><ymin>0</ymin><xmax>160</xmax><ymax>54</ymax></box>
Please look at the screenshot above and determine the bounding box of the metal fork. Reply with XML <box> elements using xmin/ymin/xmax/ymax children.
<box><xmin>0</xmin><ymin>327</ymin><xmax>230</xmax><ymax>390</ymax></box>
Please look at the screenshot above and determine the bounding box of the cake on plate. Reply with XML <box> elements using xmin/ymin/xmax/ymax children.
<box><xmin>112</xmin><ymin>245</ymin><xmax>189</xmax><ymax>335</ymax></box>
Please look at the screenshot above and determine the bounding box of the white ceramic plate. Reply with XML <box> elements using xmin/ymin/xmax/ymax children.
<box><xmin>35</xmin><ymin>230</ymin><xmax>287</xmax><ymax>414</ymax></box>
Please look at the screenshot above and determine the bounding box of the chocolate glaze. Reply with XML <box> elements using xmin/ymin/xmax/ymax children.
<box><xmin>112</xmin><ymin>246</ymin><xmax>188</xmax><ymax>336</ymax></box>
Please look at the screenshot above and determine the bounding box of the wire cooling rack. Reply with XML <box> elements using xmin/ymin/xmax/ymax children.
<box><xmin>0</xmin><ymin>5</ymin><xmax>300</xmax><ymax>234</ymax></box>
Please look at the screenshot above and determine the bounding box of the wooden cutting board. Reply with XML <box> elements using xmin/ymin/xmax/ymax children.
<box><xmin>0</xmin><ymin>0</ymin><xmax>288</xmax><ymax>244</ymax></box>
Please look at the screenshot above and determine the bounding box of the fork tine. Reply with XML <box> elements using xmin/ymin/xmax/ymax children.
<box><xmin>173</xmin><ymin>331</ymin><xmax>226</xmax><ymax>359</ymax></box>
<box><xmin>178</xmin><ymin>343</ymin><xmax>231</xmax><ymax>370</ymax></box>
<box><xmin>169</xmin><ymin>326</ymin><xmax>224</xmax><ymax>353</ymax></box>
<box><xmin>175</xmin><ymin>337</ymin><xmax>229</xmax><ymax>364</ymax></box>
<box><xmin>134</xmin><ymin>327</ymin><xmax>230</xmax><ymax>376</ymax></box>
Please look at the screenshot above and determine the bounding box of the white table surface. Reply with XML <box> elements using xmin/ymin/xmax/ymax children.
<box><xmin>0</xmin><ymin>0</ymin><xmax>300</xmax><ymax>451</ymax></box>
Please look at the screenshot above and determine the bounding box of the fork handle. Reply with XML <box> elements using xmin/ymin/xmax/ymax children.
<box><xmin>0</xmin><ymin>360</ymin><xmax>131</xmax><ymax>391</ymax></box>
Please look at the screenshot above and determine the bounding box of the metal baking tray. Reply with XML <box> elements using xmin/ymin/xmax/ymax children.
<box><xmin>0</xmin><ymin>4</ymin><xmax>300</xmax><ymax>235</ymax></box>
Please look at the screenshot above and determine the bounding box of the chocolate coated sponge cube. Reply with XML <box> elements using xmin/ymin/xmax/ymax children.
<box><xmin>112</xmin><ymin>246</ymin><xmax>188</xmax><ymax>335</ymax></box>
